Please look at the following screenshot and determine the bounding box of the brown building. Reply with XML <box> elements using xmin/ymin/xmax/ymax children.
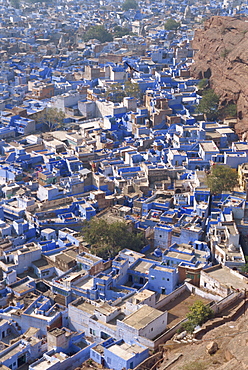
<box><xmin>55</xmin><ymin>252</ymin><xmax>77</xmax><ymax>272</ymax></box>
<box><xmin>178</xmin><ymin>264</ymin><xmax>202</xmax><ymax>286</ymax></box>
<box><xmin>28</xmin><ymin>80</ymin><xmax>54</xmax><ymax>100</ymax></box>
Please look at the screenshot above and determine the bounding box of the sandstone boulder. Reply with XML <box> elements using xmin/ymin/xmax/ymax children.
<box><xmin>206</xmin><ymin>341</ymin><xmax>218</xmax><ymax>355</ymax></box>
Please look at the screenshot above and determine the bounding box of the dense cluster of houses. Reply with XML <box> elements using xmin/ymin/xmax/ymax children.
<box><xmin>0</xmin><ymin>0</ymin><xmax>248</xmax><ymax>369</ymax></box>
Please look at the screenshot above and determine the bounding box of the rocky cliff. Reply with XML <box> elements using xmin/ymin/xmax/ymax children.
<box><xmin>191</xmin><ymin>16</ymin><xmax>248</xmax><ymax>135</ymax></box>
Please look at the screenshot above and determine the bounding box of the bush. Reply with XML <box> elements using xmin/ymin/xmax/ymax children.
<box><xmin>240</xmin><ymin>257</ymin><xmax>248</xmax><ymax>273</ymax></box>
<box><xmin>220</xmin><ymin>48</ymin><xmax>231</xmax><ymax>59</ymax></box>
<box><xmin>182</xmin><ymin>301</ymin><xmax>214</xmax><ymax>333</ymax></box>
<box><xmin>181</xmin><ymin>321</ymin><xmax>196</xmax><ymax>334</ymax></box>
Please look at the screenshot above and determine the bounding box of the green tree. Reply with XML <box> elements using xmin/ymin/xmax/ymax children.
<box><xmin>38</xmin><ymin>108</ymin><xmax>65</xmax><ymax>131</ymax></box>
<box><xmin>164</xmin><ymin>18</ymin><xmax>181</xmax><ymax>31</ymax></box>
<box><xmin>122</xmin><ymin>0</ymin><xmax>138</xmax><ymax>11</ymax></box>
<box><xmin>83</xmin><ymin>25</ymin><xmax>113</xmax><ymax>43</ymax></box>
<box><xmin>182</xmin><ymin>301</ymin><xmax>213</xmax><ymax>333</ymax></box>
<box><xmin>82</xmin><ymin>218</ymin><xmax>145</xmax><ymax>259</ymax></box>
<box><xmin>223</xmin><ymin>103</ymin><xmax>237</xmax><ymax>118</ymax></box>
<box><xmin>104</xmin><ymin>81</ymin><xmax>142</xmax><ymax>103</ymax></box>
<box><xmin>197</xmin><ymin>78</ymin><xmax>208</xmax><ymax>90</ymax></box>
<box><xmin>195</xmin><ymin>89</ymin><xmax>219</xmax><ymax>120</ymax></box>
<box><xmin>104</xmin><ymin>83</ymin><xmax>126</xmax><ymax>103</ymax></box>
<box><xmin>207</xmin><ymin>165</ymin><xmax>238</xmax><ymax>194</ymax></box>
<box><xmin>113</xmin><ymin>26</ymin><xmax>131</xmax><ymax>38</ymax></box>
<box><xmin>124</xmin><ymin>80</ymin><xmax>142</xmax><ymax>100</ymax></box>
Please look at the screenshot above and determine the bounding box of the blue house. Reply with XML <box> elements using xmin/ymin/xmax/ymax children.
<box><xmin>147</xmin><ymin>265</ymin><xmax>178</xmax><ymax>294</ymax></box>
<box><xmin>101</xmin><ymin>339</ymin><xmax>149</xmax><ymax>370</ymax></box>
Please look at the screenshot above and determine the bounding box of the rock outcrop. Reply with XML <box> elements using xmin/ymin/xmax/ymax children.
<box><xmin>206</xmin><ymin>341</ymin><xmax>218</xmax><ymax>355</ymax></box>
<box><xmin>191</xmin><ymin>16</ymin><xmax>248</xmax><ymax>135</ymax></box>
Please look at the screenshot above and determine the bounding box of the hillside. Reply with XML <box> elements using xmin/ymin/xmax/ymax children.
<box><xmin>158</xmin><ymin>312</ymin><xmax>248</xmax><ymax>370</ymax></box>
<box><xmin>191</xmin><ymin>16</ymin><xmax>248</xmax><ymax>136</ymax></box>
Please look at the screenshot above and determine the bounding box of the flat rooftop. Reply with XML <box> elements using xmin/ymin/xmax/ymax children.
<box><xmin>72</xmin><ymin>300</ymin><xmax>95</xmax><ymax>315</ymax></box>
<box><xmin>152</xmin><ymin>265</ymin><xmax>176</xmax><ymax>273</ymax></box>
<box><xmin>107</xmin><ymin>342</ymin><xmax>144</xmax><ymax>360</ymax></box>
<box><xmin>122</xmin><ymin>305</ymin><xmax>164</xmax><ymax>330</ymax></box>
<box><xmin>32</xmin><ymin>258</ymin><xmax>53</xmax><ymax>270</ymax></box>
<box><xmin>0</xmin><ymin>342</ymin><xmax>26</xmax><ymax>363</ymax></box>
<box><xmin>165</xmin><ymin>251</ymin><xmax>194</xmax><ymax>262</ymax></box>
<box><xmin>130</xmin><ymin>289</ymin><xmax>155</xmax><ymax>303</ymax></box>
<box><xmin>95</xmin><ymin>303</ymin><xmax>117</xmax><ymax>316</ymax></box>
<box><xmin>233</xmin><ymin>143</ymin><xmax>248</xmax><ymax>151</ymax></box>
<box><xmin>205</xmin><ymin>265</ymin><xmax>248</xmax><ymax>290</ymax></box>
<box><xmin>200</xmin><ymin>141</ymin><xmax>219</xmax><ymax>152</ymax></box>
<box><xmin>78</xmin><ymin>252</ymin><xmax>101</xmax><ymax>264</ymax></box>
<box><xmin>131</xmin><ymin>260</ymin><xmax>154</xmax><ymax>275</ymax></box>
<box><xmin>73</xmin><ymin>277</ymin><xmax>94</xmax><ymax>290</ymax></box>
<box><xmin>32</xmin><ymin>357</ymin><xmax>60</xmax><ymax>370</ymax></box>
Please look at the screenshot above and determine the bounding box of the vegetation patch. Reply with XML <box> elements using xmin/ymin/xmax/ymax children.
<box><xmin>207</xmin><ymin>165</ymin><xmax>238</xmax><ymax>194</ymax></box>
<box><xmin>181</xmin><ymin>300</ymin><xmax>214</xmax><ymax>333</ymax></box>
<box><xmin>82</xmin><ymin>218</ymin><xmax>145</xmax><ymax>259</ymax></box>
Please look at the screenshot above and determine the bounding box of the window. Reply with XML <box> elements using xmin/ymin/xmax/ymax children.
<box><xmin>151</xmin><ymin>327</ymin><xmax>153</xmax><ymax>331</ymax></box>
<box><xmin>151</xmin><ymin>276</ymin><xmax>155</xmax><ymax>280</ymax></box>
<box><xmin>107</xmin><ymin>357</ymin><xmax>111</xmax><ymax>364</ymax></box>
<box><xmin>167</xmin><ymin>278</ymin><xmax>170</xmax><ymax>281</ymax></box>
